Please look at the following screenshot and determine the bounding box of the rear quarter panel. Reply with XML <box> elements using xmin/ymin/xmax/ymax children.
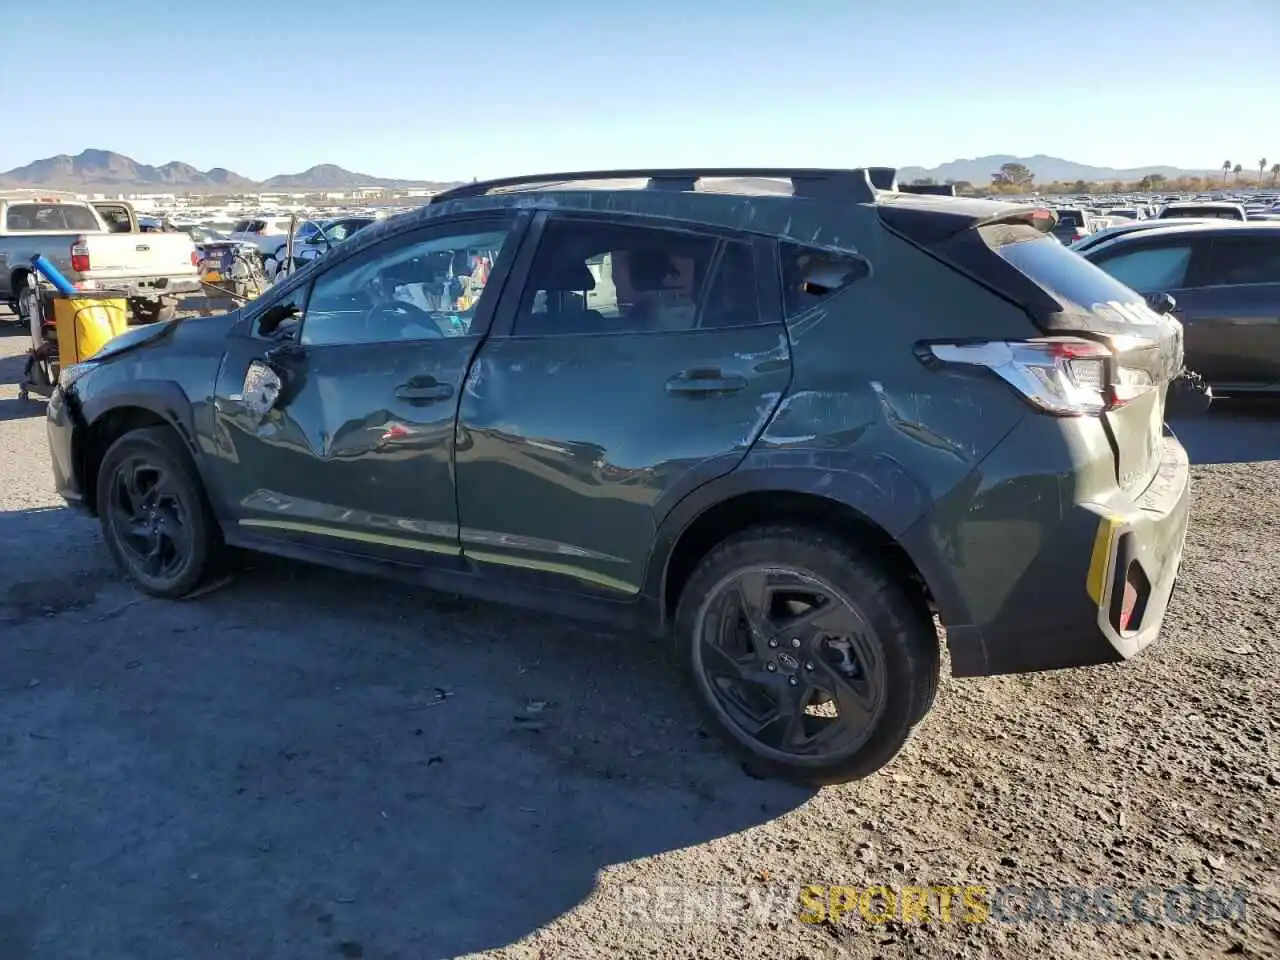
<box><xmin>751</xmin><ymin>227</ymin><xmax>1036</xmax><ymax>536</ymax></box>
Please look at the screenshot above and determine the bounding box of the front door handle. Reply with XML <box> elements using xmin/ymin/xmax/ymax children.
<box><xmin>666</xmin><ymin>368</ymin><xmax>748</xmax><ymax>395</ymax></box>
<box><xmin>395</xmin><ymin>380</ymin><xmax>454</xmax><ymax>402</ymax></box>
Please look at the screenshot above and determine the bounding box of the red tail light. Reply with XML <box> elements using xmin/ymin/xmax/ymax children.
<box><xmin>70</xmin><ymin>237</ymin><xmax>90</xmax><ymax>273</ymax></box>
<box><xmin>191</xmin><ymin>250</ymin><xmax>200</xmax><ymax>267</ymax></box>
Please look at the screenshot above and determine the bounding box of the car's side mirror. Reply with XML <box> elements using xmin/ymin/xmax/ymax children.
<box><xmin>1144</xmin><ymin>291</ymin><xmax>1177</xmax><ymax>315</ymax></box>
<box><xmin>257</xmin><ymin>302</ymin><xmax>300</xmax><ymax>337</ymax></box>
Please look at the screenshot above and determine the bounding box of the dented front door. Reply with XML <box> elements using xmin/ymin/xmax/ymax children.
<box><xmin>206</xmin><ymin>214</ymin><xmax>524</xmax><ymax>561</ymax></box>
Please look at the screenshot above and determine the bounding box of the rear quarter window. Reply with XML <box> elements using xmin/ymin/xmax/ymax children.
<box><xmin>779</xmin><ymin>242</ymin><xmax>870</xmax><ymax>318</ymax></box>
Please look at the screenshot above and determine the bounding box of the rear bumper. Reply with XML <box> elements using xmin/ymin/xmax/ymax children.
<box><xmin>81</xmin><ymin>276</ymin><xmax>201</xmax><ymax>298</ymax></box>
<box><xmin>905</xmin><ymin>432</ymin><xmax>1191</xmax><ymax>677</ymax></box>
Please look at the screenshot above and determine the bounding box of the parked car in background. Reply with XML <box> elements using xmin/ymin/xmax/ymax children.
<box><xmin>47</xmin><ymin>167</ymin><xmax>1191</xmax><ymax>785</ymax></box>
<box><xmin>287</xmin><ymin>216</ymin><xmax>377</xmax><ymax>267</ymax></box>
<box><xmin>228</xmin><ymin>217</ymin><xmax>297</xmax><ymax>262</ymax></box>
<box><xmin>1156</xmin><ymin>201</ymin><xmax>1247</xmax><ymax>222</ymax></box>
<box><xmin>0</xmin><ymin>196</ymin><xmax>200</xmax><ymax>325</ymax></box>
<box><xmin>1069</xmin><ymin>218</ymin><xmax>1213</xmax><ymax>255</ymax></box>
<box><xmin>1051</xmin><ymin>207</ymin><xmax>1098</xmax><ymax>244</ymax></box>
<box><xmin>1082</xmin><ymin>221</ymin><xmax>1280</xmax><ymax>393</ymax></box>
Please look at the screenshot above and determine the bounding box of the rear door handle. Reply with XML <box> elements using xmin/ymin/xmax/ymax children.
<box><xmin>665</xmin><ymin>369</ymin><xmax>748</xmax><ymax>395</ymax></box>
<box><xmin>395</xmin><ymin>381</ymin><xmax>454</xmax><ymax>402</ymax></box>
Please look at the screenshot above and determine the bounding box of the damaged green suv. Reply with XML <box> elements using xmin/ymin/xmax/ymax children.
<box><xmin>47</xmin><ymin>167</ymin><xmax>1192</xmax><ymax>785</ymax></box>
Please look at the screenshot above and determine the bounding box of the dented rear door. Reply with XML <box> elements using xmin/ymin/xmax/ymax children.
<box><xmin>454</xmin><ymin>214</ymin><xmax>790</xmax><ymax>596</ymax></box>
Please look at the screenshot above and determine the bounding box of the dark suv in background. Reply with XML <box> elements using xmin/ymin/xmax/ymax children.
<box><xmin>46</xmin><ymin>167</ymin><xmax>1192</xmax><ymax>785</ymax></box>
<box><xmin>1082</xmin><ymin>221</ymin><xmax>1280</xmax><ymax>392</ymax></box>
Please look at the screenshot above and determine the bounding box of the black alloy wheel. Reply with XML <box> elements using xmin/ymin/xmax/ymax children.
<box><xmin>97</xmin><ymin>427</ymin><xmax>217</xmax><ymax>598</ymax></box>
<box><xmin>676</xmin><ymin>527</ymin><xmax>939</xmax><ymax>785</ymax></box>
<box><xmin>694</xmin><ymin>566</ymin><xmax>887</xmax><ymax>759</ymax></box>
<box><xmin>106</xmin><ymin>455</ymin><xmax>193</xmax><ymax>585</ymax></box>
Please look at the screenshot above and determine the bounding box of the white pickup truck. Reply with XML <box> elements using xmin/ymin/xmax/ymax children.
<box><xmin>0</xmin><ymin>196</ymin><xmax>200</xmax><ymax>325</ymax></box>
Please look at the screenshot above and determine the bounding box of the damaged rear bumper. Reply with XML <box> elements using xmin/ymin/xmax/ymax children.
<box><xmin>904</xmin><ymin>432</ymin><xmax>1192</xmax><ymax>677</ymax></box>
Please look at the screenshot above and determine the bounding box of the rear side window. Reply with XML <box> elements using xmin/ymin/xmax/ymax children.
<box><xmin>1202</xmin><ymin>236</ymin><xmax>1280</xmax><ymax>286</ymax></box>
<box><xmin>779</xmin><ymin>242</ymin><xmax>870</xmax><ymax>318</ymax></box>
<box><xmin>1090</xmin><ymin>243</ymin><xmax>1195</xmax><ymax>293</ymax></box>
<box><xmin>5</xmin><ymin>203</ymin><xmax>100</xmax><ymax>231</ymax></box>
<box><xmin>514</xmin><ymin>219</ymin><xmax>757</xmax><ymax>335</ymax></box>
<box><xmin>96</xmin><ymin>205</ymin><xmax>133</xmax><ymax>232</ymax></box>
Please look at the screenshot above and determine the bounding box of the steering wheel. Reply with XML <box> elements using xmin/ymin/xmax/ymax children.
<box><xmin>364</xmin><ymin>300</ymin><xmax>445</xmax><ymax>338</ymax></box>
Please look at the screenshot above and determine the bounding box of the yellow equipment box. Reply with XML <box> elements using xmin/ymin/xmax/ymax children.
<box><xmin>53</xmin><ymin>294</ymin><xmax>129</xmax><ymax>365</ymax></box>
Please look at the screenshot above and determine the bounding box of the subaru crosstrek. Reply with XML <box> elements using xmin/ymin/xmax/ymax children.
<box><xmin>46</xmin><ymin>167</ymin><xmax>1192</xmax><ymax>785</ymax></box>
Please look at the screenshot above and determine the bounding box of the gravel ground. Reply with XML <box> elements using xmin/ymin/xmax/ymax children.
<box><xmin>0</xmin><ymin>314</ymin><xmax>1276</xmax><ymax>960</ymax></box>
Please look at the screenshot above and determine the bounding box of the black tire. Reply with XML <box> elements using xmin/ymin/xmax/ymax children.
<box><xmin>674</xmin><ymin>525</ymin><xmax>939</xmax><ymax>786</ymax></box>
<box><xmin>96</xmin><ymin>427</ymin><xmax>219</xmax><ymax>598</ymax></box>
<box><xmin>129</xmin><ymin>299</ymin><xmax>177</xmax><ymax>325</ymax></box>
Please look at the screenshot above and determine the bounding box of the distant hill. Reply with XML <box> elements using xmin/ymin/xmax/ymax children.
<box><xmin>0</xmin><ymin>148</ymin><xmax>1232</xmax><ymax>194</ymax></box>
<box><xmin>896</xmin><ymin>154</ymin><xmax>1221</xmax><ymax>185</ymax></box>
<box><xmin>0</xmin><ymin>149</ymin><xmax>456</xmax><ymax>193</ymax></box>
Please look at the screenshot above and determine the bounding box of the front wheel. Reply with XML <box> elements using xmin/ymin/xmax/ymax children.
<box><xmin>675</xmin><ymin>526</ymin><xmax>939</xmax><ymax>786</ymax></box>
<box><xmin>96</xmin><ymin>427</ymin><xmax>219</xmax><ymax>598</ymax></box>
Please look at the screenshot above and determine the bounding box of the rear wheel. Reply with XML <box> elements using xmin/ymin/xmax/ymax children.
<box><xmin>96</xmin><ymin>427</ymin><xmax>219</xmax><ymax>598</ymax></box>
<box><xmin>675</xmin><ymin>526</ymin><xmax>939</xmax><ymax>785</ymax></box>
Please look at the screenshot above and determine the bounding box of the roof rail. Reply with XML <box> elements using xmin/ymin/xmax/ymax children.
<box><xmin>429</xmin><ymin>167</ymin><xmax>899</xmax><ymax>206</ymax></box>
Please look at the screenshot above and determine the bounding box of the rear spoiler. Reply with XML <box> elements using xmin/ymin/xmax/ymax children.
<box><xmin>879</xmin><ymin>198</ymin><xmax>1058</xmax><ymax>245</ymax></box>
<box><xmin>878</xmin><ymin>200</ymin><xmax>1064</xmax><ymax>323</ymax></box>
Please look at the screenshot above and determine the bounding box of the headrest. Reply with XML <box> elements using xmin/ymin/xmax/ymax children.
<box><xmin>626</xmin><ymin>248</ymin><xmax>676</xmax><ymax>292</ymax></box>
<box><xmin>541</xmin><ymin>259</ymin><xmax>595</xmax><ymax>291</ymax></box>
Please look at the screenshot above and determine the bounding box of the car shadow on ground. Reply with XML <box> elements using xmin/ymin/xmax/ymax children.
<box><xmin>1169</xmin><ymin>396</ymin><xmax>1280</xmax><ymax>466</ymax></box>
<box><xmin>0</xmin><ymin>504</ymin><xmax>814</xmax><ymax>959</ymax></box>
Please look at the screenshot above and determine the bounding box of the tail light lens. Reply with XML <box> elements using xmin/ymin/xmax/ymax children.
<box><xmin>191</xmin><ymin>250</ymin><xmax>200</xmax><ymax>267</ymax></box>
<box><xmin>70</xmin><ymin>237</ymin><xmax>90</xmax><ymax>273</ymax></box>
<box><xmin>922</xmin><ymin>338</ymin><xmax>1114</xmax><ymax>416</ymax></box>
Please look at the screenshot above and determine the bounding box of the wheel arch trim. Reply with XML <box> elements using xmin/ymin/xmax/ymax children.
<box><xmin>645</xmin><ymin>462</ymin><xmax>952</xmax><ymax>624</ymax></box>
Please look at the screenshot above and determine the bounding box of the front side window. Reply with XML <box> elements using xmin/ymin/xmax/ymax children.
<box><xmin>1090</xmin><ymin>243</ymin><xmax>1195</xmax><ymax>293</ymax></box>
<box><xmin>1202</xmin><ymin>237</ymin><xmax>1280</xmax><ymax>286</ymax></box>
<box><xmin>299</xmin><ymin>222</ymin><xmax>511</xmax><ymax>346</ymax></box>
<box><xmin>513</xmin><ymin>219</ymin><xmax>761</xmax><ymax>335</ymax></box>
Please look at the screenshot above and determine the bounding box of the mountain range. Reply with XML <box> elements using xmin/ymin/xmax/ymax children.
<box><xmin>0</xmin><ymin>149</ymin><xmax>456</xmax><ymax>193</ymax></box>
<box><xmin>0</xmin><ymin>149</ymin><xmax>1231</xmax><ymax>193</ymax></box>
<box><xmin>895</xmin><ymin>154</ymin><xmax>1223</xmax><ymax>184</ymax></box>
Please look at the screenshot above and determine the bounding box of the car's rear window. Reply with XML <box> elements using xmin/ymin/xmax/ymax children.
<box><xmin>1055</xmin><ymin>211</ymin><xmax>1084</xmax><ymax>228</ymax></box>
<box><xmin>997</xmin><ymin>234</ymin><xmax>1163</xmax><ymax>322</ymax></box>
<box><xmin>1163</xmin><ymin>207</ymin><xmax>1241</xmax><ymax>221</ymax></box>
<box><xmin>5</xmin><ymin>202</ymin><xmax>101</xmax><ymax>231</ymax></box>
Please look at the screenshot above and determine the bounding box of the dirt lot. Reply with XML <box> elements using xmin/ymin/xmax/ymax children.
<box><xmin>0</xmin><ymin>316</ymin><xmax>1276</xmax><ymax>960</ymax></box>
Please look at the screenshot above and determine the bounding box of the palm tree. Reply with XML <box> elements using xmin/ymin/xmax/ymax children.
<box><xmin>1260</xmin><ymin>158</ymin><xmax>1268</xmax><ymax>186</ymax></box>
<box><xmin>1222</xmin><ymin>160</ymin><xmax>1232</xmax><ymax>184</ymax></box>
<box><xmin>1272</xmin><ymin>163</ymin><xmax>1280</xmax><ymax>186</ymax></box>
<box><xmin>1232</xmin><ymin>163</ymin><xmax>1243</xmax><ymax>184</ymax></box>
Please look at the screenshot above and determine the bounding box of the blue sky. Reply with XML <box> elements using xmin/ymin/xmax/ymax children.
<box><xmin>3</xmin><ymin>0</ymin><xmax>1276</xmax><ymax>180</ymax></box>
